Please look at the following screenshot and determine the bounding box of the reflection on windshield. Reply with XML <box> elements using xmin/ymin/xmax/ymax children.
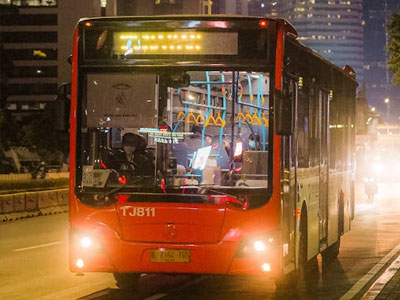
<box><xmin>78</xmin><ymin>70</ymin><xmax>271</xmax><ymax>207</ymax></box>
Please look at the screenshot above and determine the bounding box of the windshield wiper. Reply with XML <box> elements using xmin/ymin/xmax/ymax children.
<box><xmin>101</xmin><ymin>176</ymin><xmax>150</xmax><ymax>200</ymax></box>
<box><xmin>198</xmin><ymin>187</ymin><xmax>239</xmax><ymax>199</ymax></box>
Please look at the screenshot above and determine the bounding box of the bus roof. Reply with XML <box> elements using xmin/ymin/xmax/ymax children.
<box><xmin>77</xmin><ymin>14</ymin><xmax>356</xmax><ymax>83</ymax></box>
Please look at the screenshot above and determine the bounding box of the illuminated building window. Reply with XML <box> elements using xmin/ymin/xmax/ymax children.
<box><xmin>1</xmin><ymin>0</ymin><xmax>57</xmax><ymax>6</ymax></box>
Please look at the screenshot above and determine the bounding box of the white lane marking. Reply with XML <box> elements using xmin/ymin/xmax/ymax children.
<box><xmin>38</xmin><ymin>277</ymin><xmax>114</xmax><ymax>300</ymax></box>
<box><xmin>339</xmin><ymin>242</ymin><xmax>400</xmax><ymax>300</ymax></box>
<box><xmin>361</xmin><ymin>253</ymin><xmax>400</xmax><ymax>299</ymax></box>
<box><xmin>143</xmin><ymin>294</ymin><xmax>167</xmax><ymax>300</ymax></box>
<box><xmin>13</xmin><ymin>241</ymin><xmax>63</xmax><ymax>252</ymax></box>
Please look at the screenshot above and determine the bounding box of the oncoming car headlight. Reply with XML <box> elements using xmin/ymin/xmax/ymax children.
<box><xmin>372</xmin><ymin>162</ymin><xmax>384</xmax><ymax>175</ymax></box>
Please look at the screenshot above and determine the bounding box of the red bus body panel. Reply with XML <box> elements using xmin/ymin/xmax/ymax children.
<box><xmin>68</xmin><ymin>19</ymin><xmax>287</xmax><ymax>277</ymax></box>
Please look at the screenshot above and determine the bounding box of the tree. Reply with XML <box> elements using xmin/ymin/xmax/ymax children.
<box><xmin>0</xmin><ymin>44</ymin><xmax>13</xmax><ymax>109</ymax></box>
<box><xmin>387</xmin><ymin>13</ymin><xmax>400</xmax><ymax>85</ymax></box>
<box><xmin>20</xmin><ymin>105</ymin><xmax>69</xmax><ymax>164</ymax></box>
<box><xmin>0</xmin><ymin>110</ymin><xmax>18</xmax><ymax>151</ymax></box>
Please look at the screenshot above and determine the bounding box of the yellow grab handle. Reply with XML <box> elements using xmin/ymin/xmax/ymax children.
<box><xmin>195</xmin><ymin>113</ymin><xmax>205</xmax><ymax>125</ymax></box>
<box><xmin>244</xmin><ymin>110</ymin><xmax>253</xmax><ymax>124</ymax></box>
<box><xmin>215</xmin><ymin>111</ymin><xmax>226</xmax><ymax>127</ymax></box>
<box><xmin>262</xmin><ymin>112</ymin><xmax>269</xmax><ymax>127</ymax></box>
<box><xmin>205</xmin><ymin>115</ymin><xmax>216</xmax><ymax>127</ymax></box>
<box><xmin>177</xmin><ymin>111</ymin><xmax>186</xmax><ymax>122</ymax></box>
<box><xmin>185</xmin><ymin>112</ymin><xmax>196</xmax><ymax>124</ymax></box>
<box><xmin>251</xmin><ymin>112</ymin><xmax>262</xmax><ymax>126</ymax></box>
<box><xmin>235</xmin><ymin>110</ymin><xmax>245</xmax><ymax>123</ymax></box>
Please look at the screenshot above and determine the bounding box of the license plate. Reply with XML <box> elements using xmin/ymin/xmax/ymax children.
<box><xmin>150</xmin><ymin>249</ymin><xmax>190</xmax><ymax>263</ymax></box>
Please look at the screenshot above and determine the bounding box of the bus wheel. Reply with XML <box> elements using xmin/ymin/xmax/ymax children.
<box><xmin>275</xmin><ymin>211</ymin><xmax>317</xmax><ymax>292</ymax></box>
<box><xmin>113</xmin><ymin>273</ymin><xmax>141</xmax><ymax>290</ymax></box>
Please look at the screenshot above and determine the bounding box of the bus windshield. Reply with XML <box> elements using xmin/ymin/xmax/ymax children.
<box><xmin>77</xmin><ymin>69</ymin><xmax>272</xmax><ymax>208</ymax></box>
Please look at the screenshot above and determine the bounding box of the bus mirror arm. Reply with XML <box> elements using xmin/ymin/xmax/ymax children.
<box><xmin>275</xmin><ymin>89</ymin><xmax>293</xmax><ymax>136</ymax></box>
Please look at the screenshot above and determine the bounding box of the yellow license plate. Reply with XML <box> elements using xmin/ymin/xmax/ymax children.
<box><xmin>150</xmin><ymin>249</ymin><xmax>190</xmax><ymax>263</ymax></box>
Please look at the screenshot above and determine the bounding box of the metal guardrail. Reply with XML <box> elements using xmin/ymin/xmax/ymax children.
<box><xmin>0</xmin><ymin>188</ymin><xmax>69</xmax><ymax>222</ymax></box>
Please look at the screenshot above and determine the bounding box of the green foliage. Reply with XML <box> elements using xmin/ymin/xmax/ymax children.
<box><xmin>387</xmin><ymin>13</ymin><xmax>400</xmax><ymax>85</ymax></box>
<box><xmin>0</xmin><ymin>111</ymin><xmax>19</xmax><ymax>151</ymax></box>
<box><xmin>0</xmin><ymin>178</ymin><xmax>68</xmax><ymax>192</ymax></box>
<box><xmin>19</xmin><ymin>106</ymin><xmax>69</xmax><ymax>164</ymax></box>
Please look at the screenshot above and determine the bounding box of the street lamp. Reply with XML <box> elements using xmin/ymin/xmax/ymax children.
<box><xmin>100</xmin><ymin>0</ymin><xmax>107</xmax><ymax>16</ymax></box>
<box><xmin>371</xmin><ymin>106</ymin><xmax>376</xmax><ymax>112</ymax></box>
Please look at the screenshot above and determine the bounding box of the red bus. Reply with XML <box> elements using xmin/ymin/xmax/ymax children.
<box><xmin>67</xmin><ymin>15</ymin><xmax>357</xmax><ymax>288</ymax></box>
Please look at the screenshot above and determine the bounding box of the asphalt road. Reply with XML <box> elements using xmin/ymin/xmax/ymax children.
<box><xmin>1</xmin><ymin>182</ymin><xmax>400</xmax><ymax>300</ymax></box>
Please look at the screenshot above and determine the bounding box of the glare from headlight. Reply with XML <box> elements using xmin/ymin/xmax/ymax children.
<box><xmin>261</xmin><ymin>263</ymin><xmax>271</xmax><ymax>272</ymax></box>
<box><xmin>372</xmin><ymin>162</ymin><xmax>384</xmax><ymax>174</ymax></box>
<box><xmin>254</xmin><ymin>240</ymin><xmax>266</xmax><ymax>252</ymax></box>
<box><xmin>76</xmin><ymin>258</ymin><xmax>84</xmax><ymax>268</ymax></box>
<box><xmin>80</xmin><ymin>236</ymin><xmax>93</xmax><ymax>249</ymax></box>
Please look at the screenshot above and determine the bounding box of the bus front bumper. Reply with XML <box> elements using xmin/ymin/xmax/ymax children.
<box><xmin>69</xmin><ymin>232</ymin><xmax>281</xmax><ymax>277</ymax></box>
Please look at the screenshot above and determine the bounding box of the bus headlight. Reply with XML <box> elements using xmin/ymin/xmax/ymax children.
<box><xmin>72</xmin><ymin>231</ymin><xmax>101</xmax><ymax>252</ymax></box>
<box><xmin>253</xmin><ymin>240</ymin><xmax>266</xmax><ymax>252</ymax></box>
<box><xmin>76</xmin><ymin>258</ymin><xmax>84</xmax><ymax>268</ymax></box>
<box><xmin>80</xmin><ymin>236</ymin><xmax>93</xmax><ymax>249</ymax></box>
<box><xmin>261</xmin><ymin>263</ymin><xmax>271</xmax><ymax>272</ymax></box>
<box><xmin>235</xmin><ymin>234</ymin><xmax>277</xmax><ymax>257</ymax></box>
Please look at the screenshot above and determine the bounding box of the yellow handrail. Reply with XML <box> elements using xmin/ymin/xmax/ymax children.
<box><xmin>177</xmin><ymin>111</ymin><xmax>186</xmax><ymax>122</ymax></box>
<box><xmin>235</xmin><ymin>110</ymin><xmax>246</xmax><ymax>124</ymax></box>
<box><xmin>262</xmin><ymin>112</ymin><xmax>269</xmax><ymax>127</ymax></box>
<box><xmin>215</xmin><ymin>111</ymin><xmax>226</xmax><ymax>127</ymax></box>
<box><xmin>244</xmin><ymin>110</ymin><xmax>253</xmax><ymax>124</ymax></box>
<box><xmin>251</xmin><ymin>112</ymin><xmax>262</xmax><ymax>126</ymax></box>
<box><xmin>205</xmin><ymin>114</ymin><xmax>216</xmax><ymax>127</ymax></box>
<box><xmin>195</xmin><ymin>113</ymin><xmax>205</xmax><ymax>125</ymax></box>
<box><xmin>185</xmin><ymin>112</ymin><xmax>197</xmax><ymax>124</ymax></box>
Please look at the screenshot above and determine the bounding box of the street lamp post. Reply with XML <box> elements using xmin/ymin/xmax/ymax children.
<box><xmin>385</xmin><ymin>97</ymin><xmax>390</xmax><ymax>134</ymax></box>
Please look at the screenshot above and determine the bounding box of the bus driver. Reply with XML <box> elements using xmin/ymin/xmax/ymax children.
<box><xmin>114</xmin><ymin>132</ymin><xmax>154</xmax><ymax>177</ymax></box>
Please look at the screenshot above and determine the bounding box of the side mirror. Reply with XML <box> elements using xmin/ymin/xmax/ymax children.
<box><xmin>275</xmin><ymin>89</ymin><xmax>293</xmax><ymax>136</ymax></box>
<box><xmin>54</xmin><ymin>83</ymin><xmax>71</xmax><ymax>131</ymax></box>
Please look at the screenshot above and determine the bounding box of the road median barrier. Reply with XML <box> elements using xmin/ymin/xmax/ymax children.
<box><xmin>0</xmin><ymin>188</ymin><xmax>69</xmax><ymax>222</ymax></box>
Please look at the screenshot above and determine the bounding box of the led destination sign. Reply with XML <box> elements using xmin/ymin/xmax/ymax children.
<box><xmin>113</xmin><ymin>31</ymin><xmax>238</xmax><ymax>56</ymax></box>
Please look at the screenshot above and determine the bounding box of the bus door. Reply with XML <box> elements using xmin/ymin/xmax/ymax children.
<box><xmin>318</xmin><ymin>89</ymin><xmax>330</xmax><ymax>246</ymax></box>
<box><xmin>281</xmin><ymin>75</ymin><xmax>298</xmax><ymax>272</ymax></box>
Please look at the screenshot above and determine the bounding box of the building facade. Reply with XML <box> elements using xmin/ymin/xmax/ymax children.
<box><xmin>363</xmin><ymin>0</ymin><xmax>400</xmax><ymax>122</ymax></box>
<box><xmin>117</xmin><ymin>0</ymin><xmax>203</xmax><ymax>16</ymax></box>
<box><xmin>277</xmin><ymin>0</ymin><xmax>364</xmax><ymax>83</ymax></box>
<box><xmin>0</xmin><ymin>0</ymin><xmax>117</xmax><ymax>113</ymax></box>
